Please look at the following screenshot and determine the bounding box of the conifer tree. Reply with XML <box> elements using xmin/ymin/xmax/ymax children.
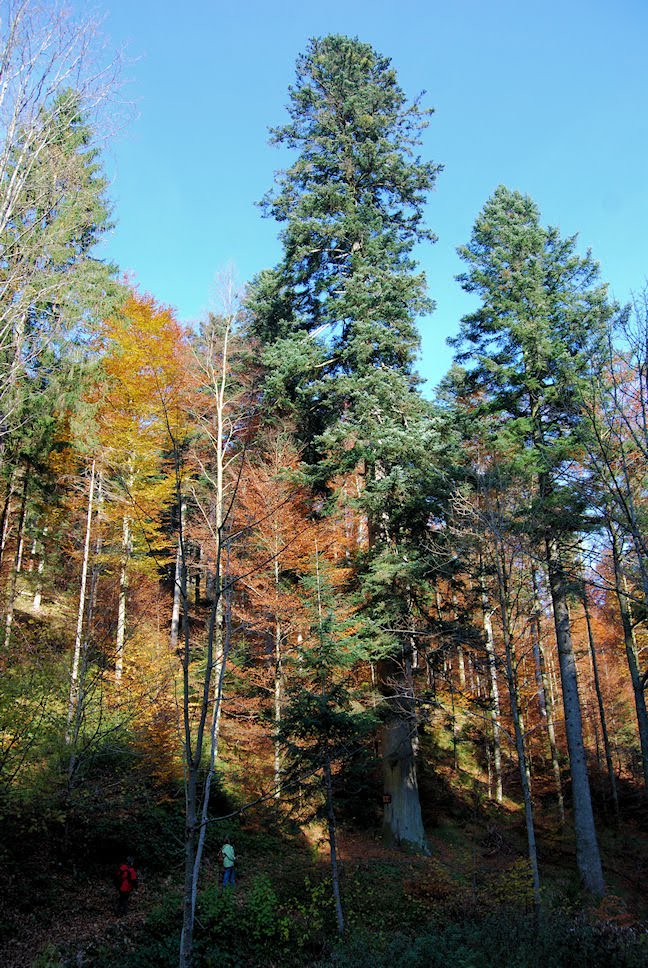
<box><xmin>251</xmin><ymin>33</ymin><xmax>441</xmax><ymax>850</ymax></box>
<box><xmin>451</xmin><ymin>185</ymin><xmax>614</xmax><ymax>895</ymax></box>
<box><xmin>280</xmin><ymin>537</ymin><xmax>376</xmax><ymax>936</ymax></box>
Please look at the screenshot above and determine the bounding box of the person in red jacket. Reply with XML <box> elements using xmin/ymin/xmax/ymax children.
<box><xmin>115</xmin><ymin>856</ymin><xmax>138</xmax><ymax>915</ymax></box>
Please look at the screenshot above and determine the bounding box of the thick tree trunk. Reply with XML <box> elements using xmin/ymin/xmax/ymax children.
<box><xmin>368</xmin><ymin>458</ymin><xmax>426</xmax><ymax>850</ymax></box>
<box><xmin>382</xmin><ymin>714</ymin><xmax>427</xmax><ymax>850</ymax></box>
<box><xmin>545</xmin><ymin>536</ymin><xmax>605</xmax><ymax>896</ymax></box>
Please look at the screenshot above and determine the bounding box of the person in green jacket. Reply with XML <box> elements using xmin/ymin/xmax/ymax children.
<box><xmin>220</xmin><ymin>840</ymin><xmax>236</xmax><ymax>888</ymax></box>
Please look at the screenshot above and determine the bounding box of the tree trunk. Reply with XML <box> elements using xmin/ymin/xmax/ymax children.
<box><xmin>530</xmin><ymin>566</ymin><xmax>564</xmax><ymax>826</ymax></box>
<box><xmin>32</xmin><ymin>526</ymin><xmax>46</xmax><ymax>611</ymax></box>
<box><xmin>115</xmin><ymin>514</ymin><xmax>131</xmax><ymax>685</ymax></box>
<box><xmin>4</xmin><ymin>465</ymin><xmax>28</xmax><ymax>647</ymax></box>
<box><xmin>610</xmin><ymin>526</ymin><xmax>648</xmax><ymax>796</ymax></box>
<box><xmin>494</xmin><ymin>549</ymin><xmax>542</xmax><ymax>915</ymax></box>
<box><xmin>382</xmin><ymin>714</ymin><xmax>427</xmax><ymax>850</ymax></box>
<box><xmin>169</xmin><ymin>507</ymin><xmax>184</xmax><ymax>652</ymax></box>
<box><xmin>482</xmin><ymin>592</ymin><xmax>503</xmax><ymax>803</ymax></box>
<box><xmin>66</xmin><ymin>459</ymin><xmax>95</xmax><ymax>780</ymax></box>
<box><xmin>582</xmin><ymin>586</ymin><xmax>619</xmax><ymax>821</ymax></box>
<box><xmin>324</xmin><ymin>751</ymin><xmax>345</xmax><ymax>935</ymax></box>
<box><xmin>480</xmin><ymin>559</ymin><xmax>503</xmax><ymax>801</ymax></box>
<box><xmin>545</xmin><ymin>536</ymin><xmax>605</xmax><ymax>896</ymax></box>
<box><xmin>180</xmin><ymin>309</ymin><xmax>236</xmax><ymax>967</ymax></box>
<box><xmin>0</xmin><ymin>468</ymin><xmax>15</xmax><ymax>572</ymax></box>
<box><xmin>370</xmin><ymin>456</ymin><xmax>426</xmax><ymax>851</ymax></box>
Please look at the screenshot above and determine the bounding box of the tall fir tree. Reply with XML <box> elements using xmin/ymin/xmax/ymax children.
<box><xmin>451</xmin><ymin>185</ymin><xmax>614</xmax><ymax>895</ymax></box>
<box><xmin>250</xmin><ymin>35</ymin><xmax>442</xmax><ymax>848</ymax></box>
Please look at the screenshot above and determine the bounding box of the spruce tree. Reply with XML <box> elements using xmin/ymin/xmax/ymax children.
<box><xmin>251</xmin><ymin>35</ymin><xmax>441</xmax><ymax>849</ymax></box>
<box><xmin>280</xmin><ymin>544</ymin><xmax>376</xmax><ymax>935</ymax></box>
<box><xmin>451</xmin><ymin>185</ymin><xmax>613</xmax><ymax>895</ymax></box>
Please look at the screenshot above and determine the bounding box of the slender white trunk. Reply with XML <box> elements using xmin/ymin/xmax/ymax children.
<box><xmin>66</xmin><ymin>459</ymin><xmax>95</xmax><ymax>746</ymax></box>
<box><xmin>530</xmin><ymin>566</ymin><xmax>564</xmax><ymax>826</ymax></box>
<box><xmin>481</xmin><ymin>576</ymin><xmax>503</xmax><ymax>803</ymax></box>
<box><xmin>33</xmin><ymin>526</ymin><xmax>47</xmax><ymax>610</ymax></box>
<box><xmin>4</xmin><ymin>467</ymin><xmax>28</xmax><ymax>647</ymax></box>
<box><xmin>115</xmin><ymin>514</ymin><xmax>131</xmax><ymax>685</ymax></box>
<box><xmin>170</xmin><ymin>503</ymin><xmax>185</xmax><ymax>651</ymax></box>
<box><xmin>0</xmin><ymin>470</ymin><xmax>16</xmax><ymax>570</ymax></box>
<box><xmin>180</xmin><ymin>313</ymin><xmax>234</xmax><ymax>968</ymax></box>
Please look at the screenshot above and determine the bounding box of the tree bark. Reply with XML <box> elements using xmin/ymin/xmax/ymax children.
<box><xmin>530</xmin><ymin>566</ymin><xmax>564</xmax><ymax>826</ymax></box>
<box><xmin>32</xmin><ymin>526</ymin><xmax>47</xmax><ymax>611</ymax></box>
<box><xmin>66</xmin><ymin>459</ymin><xmax>95</xmax><ymax>779</ymax></box>
<box><xmin>115</xmin><ymin>514</ymin><xmax>131</xmax><ymax>684</ymax></box>
<box><xmin>324</xmin><ymin>750</ymin><xmax>345</xmax><ymax>935</ymax></box>
<box><xmin>494</xmin><ymin>547</ymin><xmax>542</xmax><ymax>915</ymax></box>
<box><xmin>382</xmin><ymin>713</ymin><xmax>427</xmax><ymax>850</ymax></box>
<box><xmin>4</xmin><ymin>465</ymin><xmax>28</xmax><ymax>647</ymax></box>
<box><xmin>610</xmin><ymin>526</ymin><xmax>648</xmax><ymax>796</ymax></box>
<box><xmin>582</xmin><ymin>586</ymin><xmax>619</xmax><ymax>821</ymax></box>
<box><xmin>481</xmin><ymin>589</ymin><xmax>503</xmax><ymax>803</ymax></box>
<box><xmin>545</xmin><ymin>536</ymin><xmax>605</xmax><ymax>896</ymax></box>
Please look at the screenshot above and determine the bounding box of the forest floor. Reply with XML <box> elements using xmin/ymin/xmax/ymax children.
<box><xmin>4</xmin><ymin>804</ymin><xmax>648</xmax><ymax>968</ymax></box>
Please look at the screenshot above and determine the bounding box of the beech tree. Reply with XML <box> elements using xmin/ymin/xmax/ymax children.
<box><xmin>452</xmin><ymin>185</ymin><xmax>614</xmax><ymax>895</ymax></box>
<box><xmin>94</xmin><ymin>292</ymin><xmax>187</xmax><ymax>682</ymax></box>
<box><xmin>251</xmin><ymin>34</ymin><xmax>441</xmax><ymax>850</ymax></box>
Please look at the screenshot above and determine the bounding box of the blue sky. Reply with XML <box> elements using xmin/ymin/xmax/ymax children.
<box><xmin>92</xmin><ymin>0</ymin><xmax>648</xmax><ymax>393</ymax></box>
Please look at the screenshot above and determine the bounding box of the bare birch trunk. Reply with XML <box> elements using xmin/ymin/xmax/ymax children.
<box><xmin>115</xmin><ymin>514</ymin><xmax>131</xmax><ymax>685</ymax></box>
<box><xmin>4</xmin><ymin>466</ymin><xmax>28</xmax><ymax>647</ymax></box>
<box><xmin>66</xmin><ymin>459</ymin><xmax>95</xmax><ymax>764</ymax></box>
<box><xmin>180</xmin><ymin>302</ymin><xmax>237</xmax><ymax>968</ymax></box>
<box><xmin>32</xmin><ymin>526</ymin><xmax>47</xmax><ymax>611</ymax></box>
<box><xmin>0</xmin><ymin>469</ymin><xmax>15</xmax><ymax>571</ymax></box>
<box><xmin>482</xmin><ymin>591</ymin><xmax>503</xmax><ymax>803</ymax></box>
<box><xmin>170</xmin><ymin>502</ymin><xmax>185</xmax><ymax>652</ymax></box>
